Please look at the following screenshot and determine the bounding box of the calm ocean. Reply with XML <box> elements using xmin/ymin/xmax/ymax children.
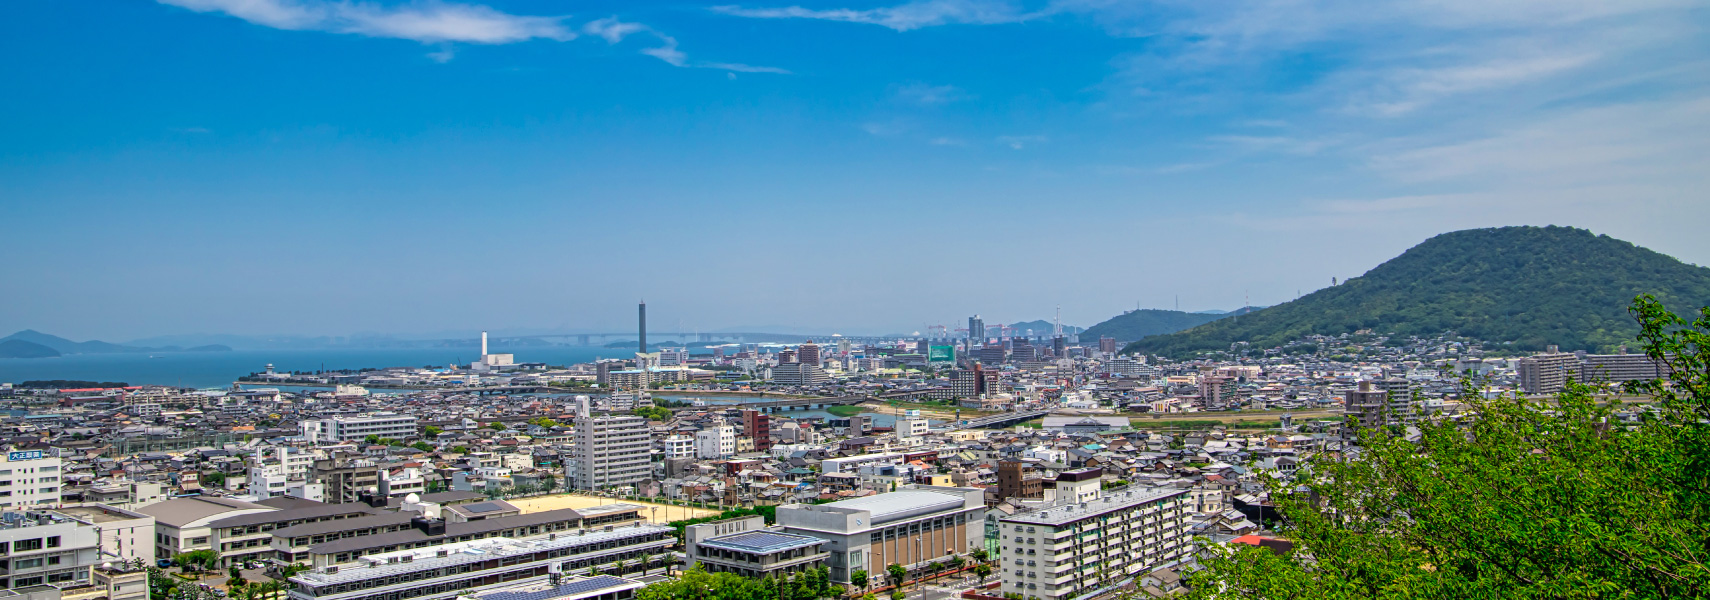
<box><xmin>0</xmin><ymin>346</ymin><xmax>623</xmax><ymax>389</ymax></box>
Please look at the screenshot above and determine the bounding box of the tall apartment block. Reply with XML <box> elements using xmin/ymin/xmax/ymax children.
<box><xmin>996</xmin><ymin>487</ymin><xmax>1192</xmax><ymax>600</ymax></box>
<box><xmin>569</xmin><ymin>415</ymin><xmax>651</xmax><ymax>490</ymax></box>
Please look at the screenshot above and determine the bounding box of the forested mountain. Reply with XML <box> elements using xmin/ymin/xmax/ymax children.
<box><xmin>1125</xmin><ymin>226</ymin><xmax>1710</xmax><ymax>357</ymax></box>
<box><xmin>1082</xmin><ymin>310</ymin><xmax>1229</xmax><ymax>342</ymax></box>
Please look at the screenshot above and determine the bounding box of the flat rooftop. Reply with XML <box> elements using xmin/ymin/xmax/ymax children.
<box><xmin>54</xmin><ymin>505</ymin><xmax>150</xmax><ymax>524</ymax></box>
<box><xmin>699</xmin><ymin>531</ymin><xmax>823</xmax><ymax>554</ymax></box>
<box><xmin>999</xmin><ymin>487</ymin><xmax>1188</xmax><ymax>527</ymax></box>
<box><xmin>467</xmin><ymin>576</ymin><xmax>645</xmax><ymax>600</ymax></box>
<box><xmin>293</xmin><ymin>524</ymin><xmax>672</xmax><ymax>586</ymax></box>
<box><xmin>819</xmin><ymin>490</ymin><xmax>968</xmax><ymax>524</ymax></box>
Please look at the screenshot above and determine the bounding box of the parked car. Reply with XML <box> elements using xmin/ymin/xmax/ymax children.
<box><xmin>157</xmin><ymin>559</ymin><xmax>174</xmax><ymax>568</ymax></box>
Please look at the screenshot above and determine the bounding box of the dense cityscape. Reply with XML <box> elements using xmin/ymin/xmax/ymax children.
<box><xmin>7</xmin><ymin>0</ymin><xmax>1707</xmax><ymax>598</ymax></box>
<box><xmin>0</xmin><ymin>296</ymin><xmax>1687</xmax><ymax>600</ymax></box>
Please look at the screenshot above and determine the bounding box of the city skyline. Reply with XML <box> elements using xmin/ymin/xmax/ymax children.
<box><xmin>4</xmin><ymin>1</ymin><xmax>1707</xmax><ymax>340</ymax></box>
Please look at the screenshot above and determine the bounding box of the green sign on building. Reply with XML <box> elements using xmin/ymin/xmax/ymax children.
<box><xmin>928</xmin><ymin>345</ymin><xmax>955</xmax><ymax>363</ymax></box>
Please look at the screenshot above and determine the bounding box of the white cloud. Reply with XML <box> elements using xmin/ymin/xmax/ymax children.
<box><xmin>896</xmin><ymin>83</ymin><xmax>973</xmax><ymax>105</ymax></box>
<box><xmin>997</xmin><ymin>134</ymin><xmax>1046</xmax><ymax>149</ymax></box>
<box><xmin>711</xmin><ymin>0</ymin><xmax>1036</xmax><ymax>31</ymax></box>
<box><xmin>159</xmin><ymin>0</ymin><xmax>575</xmax><ymax>43</ymax></box>
<box><xmin>581</xmin><ymin>17</ymin><xmax>649</xmax><ymax>43</ymax></box>
<box><xmin>162</xmin><ymin>2</ymin><xmax>791</xmax><ymax>72</ymax></box>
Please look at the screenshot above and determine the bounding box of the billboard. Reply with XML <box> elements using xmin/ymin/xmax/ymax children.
<box><xmin>928</xmin><ymin>345</ymin><xmax>955</xmax><ymax>363</ymax></box>
<box><xmin>7</xmin><ymin>450</ymin><xmax>43</xmax><ymax>462</ymax></box>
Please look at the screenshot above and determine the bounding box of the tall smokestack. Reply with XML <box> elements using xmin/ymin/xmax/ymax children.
<box><xmin>638</xmin><ymin>301</ymin><xmax>647</xmax><ymax>353</ymax></box>
<box><xmin>481</xmin><ymin>331</ymin><xmax>488</xmax><ymax>356</ymax></box>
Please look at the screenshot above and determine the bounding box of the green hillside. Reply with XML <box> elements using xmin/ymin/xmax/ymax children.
<box><xmin>1125</xmin><ymin>226</ymin><xmax>1710</xmax><ymax>357</ymax></box>
<box><xmin>1081</xmin><ymin>310</ymin><xmax>1231</xmax><ymax>342</ymax></box>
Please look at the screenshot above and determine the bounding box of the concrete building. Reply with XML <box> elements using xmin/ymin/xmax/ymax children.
<box><xmin>136</xmin><ymin>496</ymin><xmax>275</xmax><ymax>560</ymax></box>
<box><xmin>52</xmin><ymin>504</ymin><xmax>155</xmax><ymax>563</ymax></box>
<box><xmin>770</xmin><ymin>363</ymin><xmax>828</xmax><ymax>386</ymax></box>
<box><xmin>208</xmin><ymin>502</ymin><xmax>379</xmax><ymax>566</ymax></box>
<box><xmin>569</xmin><ymin>415</ymin><xmax>650</xmax><ymax>491</ymax></box>
<box><xmin>287</xmin><ymin>525</ymin><xmax>673</xmax><ymax>600</ymax></box>
<box><xmin>741</xmin><ymin>409</ymin><xmax>771</xmax><ymax>454</ymax></box>
<box><xmin>696</xmin><ymin>425</ymin><xmax>736</xmax><ymax>460</ymax></box>
<box><xmin>797</xmin><ymin>341</ymin><xmax>822</xmax><ymax>367</ymax></box>
<box><xmin>775</xmin><ymin>487</ymin><xmax>985</xmax><ymax>584</ymax></box>
<box><xmin>312</xmin><ymin>458</ymin><xmax>381</xmax><ymax>505</ymax></box>
<box><xmin>1</xmin><ymin>449</ymin><xmax>63</xmax><ymax>509</ymax></box>
<box><xmin>301</xmin><ymin>414</ymin><xmax>419</xmax><ymax>443</ymax></box>
<box><xmin>1579</xmin><ymin>353</ymin><xmax>1672</xmax><ymax>382</ymax></box>
<box><xmin>1343</xmin><ymin>381</ymin><xmax>1389</xmax><ymax>432</ymax></box>
<box><xmin>996</xmin><ymin>487</ymin><xmax>1192</xmax><ymax>600</ymax></box>
<box><xmin>1517</xmin><ymin>348</ymin><xmax>1581</xmax><ymax>395</ymax></box>
<box><xmin>662</xmin><ymin>435</ymin><xmax>696</xmax><ymax>460</ymax></box>
<box><xmin>685</xmin><ymin>516</ymin><xmax>828</xmax><ymax>579</ymax></box>
<box><xmin>0</xmin><ymin>509</ymin><xmax>104</xmax><ymax>591</ymax></box>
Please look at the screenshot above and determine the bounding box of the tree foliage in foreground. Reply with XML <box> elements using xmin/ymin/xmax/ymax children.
<box><xmin>635</xmin><ymin>566</ymin><xmax>839</xmax><ymax>600</ymax></box>
<box><xmin>1187</xmin><ymin>295</ymin><xmax>1710</xmax><ymax>599</ymax></box>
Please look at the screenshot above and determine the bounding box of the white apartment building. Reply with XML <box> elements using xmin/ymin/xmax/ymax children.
<box><xmin>998</xmin><ymin>487</ymin><xmax>1193</xmax><ymax>600</ymax></box>
<box><xmin>662</xmin><ymin>435</ymin><xmax>696</xmax><ymax>459</ymax></box>
<box><xmin>0</xmin><ymin>449</ymin><xmax>62</xmax><ymax>509</ymax></box>
<box><xmin>569</xmin><ymin>415</ymin><xmax>650</xmax><ymax>490</ymax></box>
<box><xmin>696</xmin><ymin>425</ymin><xmax>736</xmax><ymax>460</ymax></box>
<box><xmin>301</xmin><ymin>414</ymin><xmax>419</xmax><ymax>443</ymax></box>
<box><xmin>0</xmin><ymin>510</ymin><xmax>102</xmax><ymax>590</ymax></box>
<box><xmin>53</xmin><ymin>504</ymin><xmax>156</xmax><ymax>562</ymax></box>
<box><xmin>897</xmin><ymin>419</ymin><xmax>929</xmax><ymax>439</ymax></box>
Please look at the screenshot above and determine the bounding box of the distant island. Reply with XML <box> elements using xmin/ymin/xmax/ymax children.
<box><xmin>0</xmin><ymin>339</ymin><xmax>60</xmax><ymax>359</ymax></box>
<box><xmin>0</xmin><ymin>330</ymin><xmax>231</xmax><ymax>356</ymax></box>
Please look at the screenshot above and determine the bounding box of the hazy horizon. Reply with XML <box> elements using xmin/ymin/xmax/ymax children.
<box><xmin>5</xmin><ymin>1</ymin><xmax>1706</xmax><ymax>341</ymax></box>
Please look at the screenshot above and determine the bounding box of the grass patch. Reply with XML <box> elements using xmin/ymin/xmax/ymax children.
<box><xmin>826</xmin><ymin>405</ymin><xmax>867</xmax><ymax>417</ymax></box>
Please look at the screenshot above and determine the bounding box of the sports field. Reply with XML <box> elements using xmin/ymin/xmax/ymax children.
<box><xmin>506</xmin><ymin>493</ymin><xmax>719</xmax><ymax>523</ymax></box>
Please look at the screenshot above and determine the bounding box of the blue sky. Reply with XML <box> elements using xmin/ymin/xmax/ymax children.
<box><xmin>2</xmin><ymin>0</ymin><xmax>1707</xmax><ymax>340</ymax></box>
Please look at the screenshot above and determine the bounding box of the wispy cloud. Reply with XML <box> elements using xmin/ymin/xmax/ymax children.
<box><xmin>160</xmin><ymin>1</ymin><xmax>787</xmax><ymax>71</ymax></box>
<box><xmin>160</xmin><ymin>0</ymin><xmax>575</xmax><ymax>43</ymax></box>
<box><xmin>711</xmin><ymin>0</ymin><xmax>1037</xmax><ymax>32</ymax></box>
<box><xmin>997</xmin><ymin>134</ymin><xmax>1046</xmax><ymax>149</ymax></box>
<box><xmin>582</xmin><ymin>16</ymin><xmax>790</xmax><ymax>73</ymax></box>
<box><xmin>895</xmin><ymin>83</ymin><xmax>974</xmax><ymax>105</ymax></box>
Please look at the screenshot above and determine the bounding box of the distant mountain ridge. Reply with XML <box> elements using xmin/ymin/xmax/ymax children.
<box><xmin>0</xmin><ymin>339</ymin><xmax>60</xmax><ymax>359</ymax></box>
<box><xmin>0</xmin><ymin>330</ymin><xmax>231</xmax><ymax>355</ymax></box>
<box><xmin>1080</xmin><ymin>307</ymin><xmax>1261</xmax><ymax>342</ymax></box>
<box><xmin>1125</xmin><ymin>226</ymin><xmax>1710</xmax><ymax>357</ymax></box>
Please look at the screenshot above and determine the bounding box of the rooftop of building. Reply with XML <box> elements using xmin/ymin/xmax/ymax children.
<box><xmin>814</xmin><ymin>489</ymin><xmax>970</xmax><ymax>524</ymax></box>
<box><xmin>465</xmin><ymin>576</ymin><xmax>645</xmax><ymax>600</ymax></box>
<box><xmin>999</xmin><ymin>487</ymin><xmax>1188</xmax><ymax>527</ymax></box>
<box><xmin>698</xmin><ymin>530</ymin><xmax>823</xmax><ymax>554</ymax></box>
<box><xmin>209</xmin><ymin>502</ymin><xmax>378</xmax><ymax>529</ymax></box>
<box><xmin>294</xmin><ymin>525</ymin><xmax>672</xmax><ymax>586</ymax></box>
<box><xmin>52</xmin><ymin>504</ymin><xmax>151</xmax><ymax>524</ymax></box>
<box><xmin>136</xmin><ymin>496</ymin><xmax>273</xmax><ymax>528</ymax></box>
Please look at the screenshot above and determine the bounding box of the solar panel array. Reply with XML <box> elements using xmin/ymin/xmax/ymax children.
<box><xmin>478</xmin><ymin>576</ymin><xmax>635</xmax><ymax>600</ymax></box>
<box><xmin>464</xmin><ymin>502</ymin><xmax>503</xmax><ymax>513</ymax></box>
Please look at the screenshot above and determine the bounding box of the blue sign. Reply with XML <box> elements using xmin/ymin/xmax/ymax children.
<box><xmin>8</xmin><ymin>450</ymin><xmax>43</xmax><ymax>462</ymax></box>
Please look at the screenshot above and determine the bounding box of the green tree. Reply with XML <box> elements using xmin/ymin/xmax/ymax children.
<box><xmin>528</xmin><ymin>416</ymin><xmax>559</xmax><ymax>428</ymax></box>
<box><xmin>850</xmin><ymin>569</ymin><xmax>869</xmax><ymax>590</ymax></box>
<box><xmin>423</xmin><ymin>425</ymin><xmax>443</xmax><ymax>437</ymax></box>
<box><xmin>975</xmin><ymin>563</ymin><xmax>993</xmax><ymax>582</ymax></box>
<box><xmin>411</xmin><ymin>441</ymin><xmax>433</xmax><ymax>452</ymax></box>
<box><xmin>1186</xmin><ymin>295</ymin><xmax>1710</xmax><ymax>599</ymax></box>
<box><xmin>485</xmin><ymin>422</ymin><xmax>505</xmax><ymax>430</ymax></box>
<box><xmin>970</xmin><ymin>549</ymin><xmax>988</xmax><ymax>563</ymax></box>
<box><xmin>174</xmin><ymin>550</ymin><xmax>219</xmax><ymax>573</ymax></box>
<box><xmin>886</xmin><ymin>564</ymin><xmax>906</xmax><ymax>588</ymax></box>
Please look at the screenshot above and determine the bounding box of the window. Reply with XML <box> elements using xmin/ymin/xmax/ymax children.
<box><xmin>15</xmin><ymin>538</ymin><xmax>43</xmax><ymax>551</ymax></box>
<box><xmin>15</xmin><ymin>558</ymin><xmax>44</xmax><ymax>569</ymax></box>
<box><xmin>47</xmin><ymin>536</ymin><xmax>61</xmax><ymax>548</ymax></box>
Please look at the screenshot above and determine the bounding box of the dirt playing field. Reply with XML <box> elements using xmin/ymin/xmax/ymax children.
<box><xmin>506</xmin><ymin>493</ymin><xmax>720</xmax><ymax>523</ymax></box>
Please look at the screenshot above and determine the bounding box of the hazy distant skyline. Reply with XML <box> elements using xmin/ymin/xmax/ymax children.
<box><xmin>3</xmin><ymin>1</ymin><xmax>1707</xmax><ymax>341</ymax></box>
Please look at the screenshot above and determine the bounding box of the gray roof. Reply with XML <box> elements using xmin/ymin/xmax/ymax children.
<box><xmin>209</xmin><ymin>503</ymin><xmax>378</xmax><ymax>529</ymax></box>
<box><xmin>272</xmin><ymin>512</ymin><xmax>417</xmax><ymax>538</ymax></box>
<box><xmin>821</xmin><ymin>490</ymin><xmax>968</xmax><ymax>524</ymax></box>
<box><xmin>307</xmin><ymin>508</ymin><xmax>593</xmax><ymax>555</ymax></box>
<box><xmin>138</xmin><ymin>496</ymin><xmax>273</xmax><ymax>528</ymax></box>
<box><xmin>699</xmin><ymin>531</ymin><xmax>822</xmax><ymax>554</ymax></box>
